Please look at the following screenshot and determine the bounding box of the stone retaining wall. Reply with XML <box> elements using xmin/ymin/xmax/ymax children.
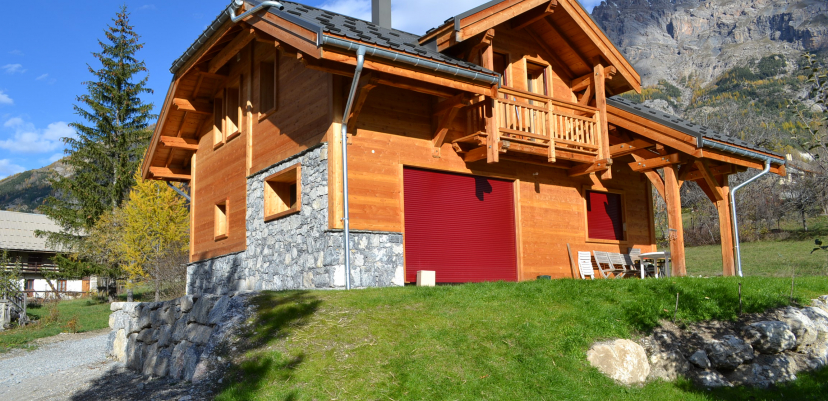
<box><xmin>187</xmin><ymin>144</ymin><xmax>404</xmax><ymax>295</ymax></box>
<box><xmin>106</xmin><ymin>292</ymin><xmax>254</xmax><ymax>381</ymax></box>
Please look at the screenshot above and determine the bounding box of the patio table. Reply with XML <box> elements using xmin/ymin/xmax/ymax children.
<box><xmin>639</xmin><ymin>251</ymin><xmax>671</xmax><ymax>278</ymax></box>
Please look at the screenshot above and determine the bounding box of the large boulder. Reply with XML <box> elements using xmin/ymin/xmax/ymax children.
<box><xmin>813</xmin><ymin>296</ymin><xmax>828</xmax><ymax>314</ymax></box>
<box><xmin>587</xmin><ymin>339</ymin><xmax>650</xmax><ymax>385</ymax></box>
<box><xmin>726</xmin><ymin>354</ymin><xmax>798</xmax><ymax>388</ymax></box>
<box><xmin>704</xmin><ymin>335</ymin><xmax>755</xmax><ymax>370</ymax></box>
<box><xmin>742</xmin><ymin>321</ymin><xmax>797</xmax><ymax>354</ymax></box>
<box><xmin>648</xmin><ymin>350</ymin><xmax>691</xmax><ymax>381</ymax></box>
<box><xmin>775</xmin><ymin>307</ymin><xmax>818</xmax><ymax>350</ymax></box>
<box><xmin>688</xmin><ymin>350</ymin><xmax>712</xmax><ymax>369</ymax></box>
<box><xmin>691</xmin><ymin>370</ymin><xmax>731</xmax><ymax>389</ymax></box>
<box><xmin>801</xmin><ymin>307</ymin><xmax>828</xmax><ymax>331</ymax></box>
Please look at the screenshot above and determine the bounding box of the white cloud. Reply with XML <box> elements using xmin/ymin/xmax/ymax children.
<box><xmin>2</xmin><ymin>64</ymin><xmax>26</xmax><ymax>74</ymax></box>
<box><xmin>36</xmin><ymin>73</ymin><xmax>49</xmax><ymax>81</ymax></box>
<box><xmin>8</xmin><ymin>50</ymin><xmax>23</xmax><ymax>56</ymax></box>
<box><xmin>318</xmin><ymin>0</ymin><xmax>601</xmax><ymax>35</ymax></box>
<box><xmin>3</xmin><ymin>117</ymin><xmax>23</xmax><ymax>127</ymax></box>
<box><xmin>0</xmin><ymin>120</ymin><xmax>75</xmax><ymax>153</ymax></box>
<box><xmin>0</xmin><ymin>159</ymin><xmax>25</xmax><ymax>179</ymax></box>
<box><xmin>48</xmin><ymin>153</ymin><xmax>64</xmax><ymax>163</ymax></box>
<box><xmin>138</xmin><ymin>4</ymin><xmax>157</xmax><ymax>11</ymax></box>
<box><xmin>0</xmin><ymin>91</ymin><xmax>12</xmax><ymax>105</ymax></box>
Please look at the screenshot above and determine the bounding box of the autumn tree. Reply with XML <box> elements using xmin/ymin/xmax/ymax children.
<box><xmin>40</xmin><ymin>5</ymin><xmax>154</xmax><ymax>280</ymax></box>
<box><xmin>119</xmin><ymin>173</ymin><xmax>189</xmax><ymax>302</ymax></box>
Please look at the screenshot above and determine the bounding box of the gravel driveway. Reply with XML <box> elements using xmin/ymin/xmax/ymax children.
<box><xmin>0</xmin><ymin>330</ymin><xmax>209</xmax><ymax>401</ymax></box>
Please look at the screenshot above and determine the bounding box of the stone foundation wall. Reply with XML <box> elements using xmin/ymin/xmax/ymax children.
<box><xmin>187</xmin><ymin>144</ymin><xmax>404</xmax><ymax>295</ymax></box>
<box><xmin>107</xmin><ymin>293</ymin><xmax>253</xmax><ymax>381</ymax></box>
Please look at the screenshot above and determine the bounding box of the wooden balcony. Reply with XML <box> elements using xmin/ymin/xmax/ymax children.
<box><xmin>453</xmin><ymin>87</ymin><xmax>602</xmax><ymax>165</ymax></box>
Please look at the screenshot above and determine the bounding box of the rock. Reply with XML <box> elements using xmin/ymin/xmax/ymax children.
<box><xmin>742</xmin><ymin>321</ymin><xmax>797</xmax><ymax>354</ymax></box>
<box><xmin>692</xmin><ymin>370</ymin><xmax>731</xmax><ymax>389</ymax></box>
<box><xmin>111</xmin><ymin>329</ymin><xmax>127</xmax><ymax>361</ymax></box>
<box><xmin>110</xmin><ymin>302</ymin><xmax>125</xmax><ymax>312</ymax></box>
<box><xmin>587</xmin><ymin>339</ymin><xmax>650</xmax><ymax>385</ymax></box>
<box><xmin>801</xmin><ymin>307</ymin><xmax>828</xmax><ymax>330</ymax></box>
<box><xmin>704</xmin><ymin>335</ymin><xmax>755</xmax><ymax>370</ymax></box>
<box><xmin>207</xmin><ymin>296</ymin><xmax>231</xmax><ymax>325</ymax></box>
<box><xmin>688</xmin><ymin>350</ymin><xmax>711</xmax><ymax>370</ymax></box>
<box><xmin>179</xmin><ymin>295</ymin><xmax>195</xmax><ymax>313</ymax></box>
<box><xmin>727</xmin><ymin>354</ymin><xmax>798</xmax><ymax>388</ymax></box>
<box><xmin>813</xmin><ymin>297</ymin><xmax>828</xmax><ymax>314</ymax></box>
<box><xmin>648</xmin><ymin>350</ymin><xmax>691</xmax><ymax>381</ymax></box>
<box><xmin>185</xmin><ymin>323</ymin><xmax>213</xmax><ymax>345</ymax></box>
<box><xmin>775</xmin><ymin>307</ymin><xmax>817</xmax><ymax>350</ymax></box>
<box><xmin>188</xmin><ymin>295</ymin><xmax>219</xmax><ymax>325</ymax></box>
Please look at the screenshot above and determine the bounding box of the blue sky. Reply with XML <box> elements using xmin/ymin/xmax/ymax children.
<box><xmin>0</xmin><ymin>0</ymin><xmax>602</xmax><ymax>178</ymax></box>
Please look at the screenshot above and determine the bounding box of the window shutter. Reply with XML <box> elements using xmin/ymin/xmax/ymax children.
<box><xmin>586</xmin><ymin>191</ymin><xmax>624</xmax><ymax>241</ymax></box>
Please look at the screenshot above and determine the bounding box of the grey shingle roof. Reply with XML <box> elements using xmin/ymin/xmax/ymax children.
<box><xmin>272</xmin><ymin>1</ymin><xmax>492</xmax><ymax>74</ymax></box>
<box><xmin>0</xmin><ymin>211</ymin><xmax>63</xmax><ymax>253</ymax></box>
<box><xmin>607</xmin><ymin>97</ymin><xmax>785</xmax><ymax>161</ymax></box>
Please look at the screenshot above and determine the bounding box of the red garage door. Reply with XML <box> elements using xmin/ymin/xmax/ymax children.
<box><xmin>403</xmin><ymin>168</ymin><xmax>517</xmax><ymax>283</ymax></box>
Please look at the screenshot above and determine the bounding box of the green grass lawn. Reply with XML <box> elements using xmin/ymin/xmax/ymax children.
<box><xmin>686</xmin><ymin>238</ymin><xmax>828</xmax><ymax>277</ymax></box>
<box><xmin>216</xmin><ymin>277</ymin><xmax>828</xmax><ymax>401</ymax></box>
<box><xmin>0</xmin><ymin>297</ymin><xmax>111</xmax><ymax>352</ymax></box>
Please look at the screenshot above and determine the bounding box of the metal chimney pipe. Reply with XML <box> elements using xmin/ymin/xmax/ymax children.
<box><xmin>372</xmin><ymin>0</ymin><xmax>391</xmax><ymax>29</ymax></box>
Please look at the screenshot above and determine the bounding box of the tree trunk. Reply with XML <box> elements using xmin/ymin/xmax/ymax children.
<box><xmin>802</xmin><ymin>210</ymin><xmax>808</xmax><ymax>231</ymax></box>
<box><xmin>127</xmin><ymin>278</ymin><xmax>133</xmax><ymax>302</ymax></box>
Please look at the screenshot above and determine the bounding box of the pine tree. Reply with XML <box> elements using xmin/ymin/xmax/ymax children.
<box><xmin>41</xmin><ymin>5</ymin><xmax>154</xmax><ymax>275</ymax></box>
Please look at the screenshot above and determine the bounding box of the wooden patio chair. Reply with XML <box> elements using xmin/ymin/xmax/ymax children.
<box><xmin>592</xmin><ymin>251</ymin><xmax>625</xmax><ymax>279</ymax></box>
<box><xmin>577</xmin><ymin>251</ymin><xmax>595</xmax><ymax>280</ymax></box>
<box><xmin>610</xmin><ymin>252</ymin><xmax>641</xmax><ymax>278</ymax></box>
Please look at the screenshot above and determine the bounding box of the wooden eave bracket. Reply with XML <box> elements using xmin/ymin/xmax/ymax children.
<box><xmin>173</xmin><ymin>98</ymin><xmax>212</xmax><ymax>115</ymax></box>
<box><xmin>346</xmin><ymin>72</ymin><xmax>380</xmax><ymax>133</ymax></box>
<box><xmin>609</xmin><ymin>138</ymin><xmax>654</xmax><ymax>157</ymax></box>
<box><xmin>433</xmin><ymin>94</ymin><xmax>473</xmax><ymax>152</ymax></box>
<box><xmin>693</xmin><ymin>160</ymin><xmax>725</xmax><ymax>201</ymax></box>
<box><xmin>208</xmin><ymin>28</ymin><xmax>256</xmax><ymax>74</ymax></box>
<box><xmin>160</xmin><ymin>136</ymin><xmax>199</xmax><ymax>151</ymax></box>
<box><xmin>463</xmin><ymin>29</ymin><xmax>495</xmax><ymax>62</ymax></box>
<box><xmin>149</xmin><ymin>166</ymin><xmax>191</xmax><ymax>181</ymax></box>
<box><xmin>568</xmin><ymin>158</ymin><xmax>612</xmax><ymax>177</ymax></box>
<box><xmin>628</xmin><ymin>153</ymin><xmax>682</xmax><ymax>172</ymax></box>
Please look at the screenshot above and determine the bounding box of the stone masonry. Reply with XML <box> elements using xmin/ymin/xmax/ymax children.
<box><xmin>107</xmin><ymin>292</ymin><xmax>254</xmax><ymax>382</ymax></box>
<box><xmin>187</xmin><ymin>143</ymin><xmax>404</xmax><ymax>295</ymax></box>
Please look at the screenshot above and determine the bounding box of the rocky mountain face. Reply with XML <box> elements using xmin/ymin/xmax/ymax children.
<box><xmin>592</xmin><ymin>0</ymin><xmax>828</xmax><ymax>86</ymax></box>
<box><xmin>0</xmin><ymin>159</ymin><xmax>68</xmax><ymax>213</ymax></box>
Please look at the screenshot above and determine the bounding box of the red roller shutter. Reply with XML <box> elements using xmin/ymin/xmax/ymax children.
<box><xmin>403</xmin><ymin>168</ymin><xmax>517</xmax><ymax>283</ymax></box>
<box><xmin>586</xmin><ymin>190</ymin><xmax>624</xmax><ymax>241</ymax></box>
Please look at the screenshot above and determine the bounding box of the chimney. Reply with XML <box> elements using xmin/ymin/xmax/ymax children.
<box><xmin>372</xmin><ymin>0</ymin><xmax>391</xmax><ymax>29</ymax></box>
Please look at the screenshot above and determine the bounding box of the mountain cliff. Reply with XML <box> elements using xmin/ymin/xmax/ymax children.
<box><xmin>0</xmin><ymin>160</ymin><xmax>68</xmax><ymax>213</ymax></box>
<box><xmin>592</xmin><ymin>0</ymin><xmax>828</xmax><ymax>86</ymax></box>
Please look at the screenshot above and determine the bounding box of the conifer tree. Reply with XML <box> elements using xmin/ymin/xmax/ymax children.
<box><xmin>41</xmin><ymin>5</ymin><xmax>154</xmax><ymax>276</ymax></box>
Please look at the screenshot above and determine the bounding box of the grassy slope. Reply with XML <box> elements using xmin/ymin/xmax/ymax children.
<box><xmin>0</xmin><ymin>298</ymin><xmax>111</xmax><ymax>352</ymax></box>
<box><xmin>217</xmin><ymin>277</ymin><xmax>828</xmax><ymax>401</ymax></box>
<box><xmin>686</xmin><ymin>238</ymin><xmax>827</xmax><ymax>277</ymax></box>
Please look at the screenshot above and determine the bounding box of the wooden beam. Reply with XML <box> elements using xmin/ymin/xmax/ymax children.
<box><xmin>571</xmin><ymin>73</ymin><xmax>593</xmax><ymax>92</ymax></box>
<box><xmin>346</xmin><ymin>72</ymin><xmax>379</xmax><ymax>133</ymax></box>
<box><xmin>173</xmin><ymin>98</ymin><xmax>212</xmax><ymax>115</ymax></box>
<box><xmin>682</xmin><ymin>163</ymin><xmax>734</xmax><ymax>182</ymax></box>
<box><xmin>511</xmin><ymin>0</ymin><xmax>558</xmax><ymax>30</ymax></box>
<box><xmin>664</xmin><ymin>165</ymin><xmax>686</xmax><ymax>276</ymax></box>
<box><xmin>208</xmin><ymin>28</ymin><xmax>256</xmax><ymax>74</ymax></box>
<box><xmin>150</xmin><ymin>166</ymin><xmax>191</xmax><ymax>181</ymax></box>
<box><xmin>195</xmin><ymin>70</ymin><xmax>228</xmax><ymax>80</ymax></box>
<box><xmin>628</xmin><ymin>152</ymin><xmax>682</xmax><ymax>172</ymax></box>
<box><xmin>464</xmin><ymin>29</ymin><xmax>495</xmax><ymax>63</ymax></box>
<box><xmin>609</xmin><ymin>138</ymin><xmax>654</xmax><ymax>157</ymax></box>
<box><xmin>433</xmin><ymin>94</ymin><xmax>472</xmax><ymax>149</ymax></box>
<box><xmin>606</xmin><ymin>106</ymin><xmax>699</xmax><ymax>155</ymax></box>
<box><xmin>717</xmin><ymin>176</ymin><xmax>736</xmax><ymax>276</ymax></box>
<box><xmin>543</xmin><ymin>17</ymin><xmax>590</xmax><ymax>70</ymax></box>
<box><xmin>631</xmin><ymin>153</ymin><xmax>666</xmax><ymax>200</ymax></box>
<box><xmin>567</xmin><ymin>158</ymin><xmax>612</xmax><ymax>177</ymax></box>
<box><xmin>593</xmin><ymin>61</ymin><xmax>610</xmax><ymax>179</ymax></box>
<box><xmin>160</xmin><ymin>136</ymin><xmax>199</xmax><ymax>151</ymax></box>
<box><xmin>464</xmin><ymin>146</ymin><xmax>488</xmax><ymax>163</ymax></box>
<box><xmin>693</xmin><ymin>160</ymin><xmax>724</xmax><ymax>201</ymax></box>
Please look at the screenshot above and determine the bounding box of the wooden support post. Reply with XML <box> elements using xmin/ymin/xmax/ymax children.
<box><xmin>664</xmin><ymin>164</ymin><xmax>686</xmax><ymax>276</ymax></box>
<box><xmin>717</xmin><ymin>176</ymin><xmax>736</xmax><ymax>276</ymax></box>
<box><xmin>485</xmin><ymin>98</ymin><xmax>499</xmax><ymax>163</ymax></box>
<box><xmin>593</xmin><ymin>61</ymin><xmax>611</xmax><ymax>179</ymax></box>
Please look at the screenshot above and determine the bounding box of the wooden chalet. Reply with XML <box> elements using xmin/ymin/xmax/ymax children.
<box><xmin>142</xmin><ymin>0</ymin><xmax>786</xmax><ymax>290</ymax></box>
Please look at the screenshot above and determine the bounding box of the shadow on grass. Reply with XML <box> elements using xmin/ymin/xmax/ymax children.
<box><xmin>215</xmin><ymin>291</ymin><xmax>322</xmax><ymax>401</ymax></box>
<box><xmin>675</xmin><ymin>367</ymin><xmax>828</xmax><ymax>400</ymax></box>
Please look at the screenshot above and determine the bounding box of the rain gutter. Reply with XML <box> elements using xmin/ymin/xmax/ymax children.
<box><xmin>730</xmin><ymin>160</ymin><xmax>771</xmax><ymax>277</ymax></box>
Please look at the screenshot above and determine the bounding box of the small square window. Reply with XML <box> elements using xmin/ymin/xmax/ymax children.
<box><xmin>264</xmin><ymin>164</ymin><xmax>301</xmax><ymax>221</ymax></box>
<box><xmin>586</xmin><ymin>190</ymin><xmax>625</xmax><ymax>242</ymax></box>
<box><xmin>215</xmin><ymin>200</ymin><xmax>229</xmax><ymax>240</ymax></box>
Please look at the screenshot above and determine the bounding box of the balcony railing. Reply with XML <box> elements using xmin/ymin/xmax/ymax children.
<box><xmin>460</xmin><ymin>87</ymin><xmax>602</xmax><ymax>163</ymax></box>
<box><xmin>3</xmin><ymin>262</ymin><xmax>59</xmax><ymax>273</ymax></box>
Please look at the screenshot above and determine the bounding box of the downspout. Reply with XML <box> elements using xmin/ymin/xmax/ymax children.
<box><xmin>166</xmin><ymin>182</ymin><xmax>191</xmax><ymax>203</ymax></box>
<box><xmin>340</xmin><ymin>46</ymin><xmax>367</xmax><ymax>290</ymax></box>
<box><xmin>229</xmin><ymin>0</ymin><xmax>284</xmax><ymax>23</ymax></box>
<box><xmin>730</xmin><ymin>160</ymin><xmax>771</xmax><ymax>277</ymax></box>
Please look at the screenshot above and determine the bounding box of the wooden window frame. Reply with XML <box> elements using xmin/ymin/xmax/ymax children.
<box><xmin>264</xmin><ymin>163</ymin><xmax>302</xmax><ymax>221</ymax></box>
<box><xmin>582</xmin><ymin>187</ymin><xmax>628</xmax><ymax>245</ymax></box>
<box><xmin>213</xmin><ymin>97</ymin><xmax>225</xmax><ymax>149</ymax></box>
<box><xmin>57</xmin><ymin>280</ymin><xmax>67</xmax><ymax>292</ymax></box>
<box><xmin>214</xmin><ymin>199</ymin><xmax>229</xmax><ymax>241</ymax></box>
<box><xmin>258</xmin><ymin>52</ymin><xmax>279</xmax><ymax>121</ymax></box>
<box><xmin>225</xmin><ymin>75</ymin><xmax>243</xmax><ymax>142</ymax></box>
<box><xmin>525</xmin><ymin>58</ymin><xmax>551</xmax><ymax>97</ymax></box>
<box><xmin>492</xmin><ymin>50</ymin><xmax>511</xmax><ymax>88</ymax></box>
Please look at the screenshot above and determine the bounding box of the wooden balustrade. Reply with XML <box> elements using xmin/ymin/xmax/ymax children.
<box><xmin>458</xmin><ymin>88</ymin><xmax>602</xmax><ymax>164</ymax></box>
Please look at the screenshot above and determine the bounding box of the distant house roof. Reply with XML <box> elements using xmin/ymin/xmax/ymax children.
<box><xmin>171</xmin><ymin>0</ymin><xmax>493</xmax><ymax>77</ymax></box>
<box><xmin>607</xmin><ymin>97</ymin><xmax>786</xmax><ymax>163</ymax></box>
<box><xmin>0</xmin><ymin>211</ymin><xmax>63</xmax><ymax>253</ymax></box>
